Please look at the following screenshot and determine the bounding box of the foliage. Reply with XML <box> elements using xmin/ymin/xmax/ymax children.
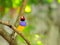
<box><xmin>27</xmin><ymin>0</ymin><xmax>40</xmax><ymax>5</ymax></box>
<box><xmin>0</xmin><ymin>0</ymin><xmax>57</xmax><ymax>8</ymax></box>
<box><xmin>0</xmin><ymin>0</ymin><xmax>12</xmax><ymax>7</ymax></box>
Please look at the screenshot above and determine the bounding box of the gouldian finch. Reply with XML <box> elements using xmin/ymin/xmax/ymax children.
<box><xmin>11</xmin><ymin>16</ymin><xmax>26</xmax><ymax>39</ymax></box>
<box><xmin>17</xmin><ymin>16</ymin><xmax>26</xmax><ymax>32</ymax></box>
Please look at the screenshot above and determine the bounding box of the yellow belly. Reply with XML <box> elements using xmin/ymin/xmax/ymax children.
<box><xmin>17</xmin><ymin>25</ymin><xmax>25</xmax><ymax>32</ymax></box>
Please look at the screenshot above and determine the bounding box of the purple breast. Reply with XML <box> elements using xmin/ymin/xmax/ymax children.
<box><xmin>20</xmin><ymin>21</ymin><xmax>26</xmax><ymax>26</ymax></box>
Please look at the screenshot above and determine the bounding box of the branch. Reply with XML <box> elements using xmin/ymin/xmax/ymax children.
<box><xmin>0</xmin><ymin>20</ymin><xmax>31</xmax><ymax>45</ymax></box>
<box><xmin>0</xmin><ymin>29</ymin><xmax>17</xmax><ymax>45</ymax></box>
<box><xmin>0</xmin><ymin>29</ymin><xmax>11</xmax><ymax>43</ymax></box>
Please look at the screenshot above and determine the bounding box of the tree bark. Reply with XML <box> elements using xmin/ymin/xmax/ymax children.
<box><xmin>0</xmin><ymin>29</ymin><xmax>17</xmax><ymax>45</ymax></box>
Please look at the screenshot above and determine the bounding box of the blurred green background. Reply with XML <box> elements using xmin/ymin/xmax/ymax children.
<box><xmin>0</xmin><ymin>0</ymin><xmax>60</xmax><ymax>45</ymax></box>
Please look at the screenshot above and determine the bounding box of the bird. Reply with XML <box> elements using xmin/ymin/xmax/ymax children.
<box><xmin>11</xmin><ymin>16</ymin><xmax>26</xmax><ymax>39</ymax></box>
<box><xmin>17</xmin><ymin>16</ymin><xmax>26</xmax><ymax>32</ymax></box>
